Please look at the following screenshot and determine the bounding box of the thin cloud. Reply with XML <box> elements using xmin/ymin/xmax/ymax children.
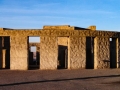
<box><xmin>0</xmin><ymin>15</ymin><xmax>92</xmax><ymax>22</ymax></box>
<box><xmin>33</xmin><ymin>2</ymin><xmax>60</xmax><ymax>7</ymax></box>
<box><xmin>79</xmin><ymin>10</ymin><xmax>113</xmax><ymax>14</ymax></box>
<box><xmin>0</xmin><ymin>0</ymin><xmax>119</xmax><ymax>30</ymax></box>
<box><xmin>0</xmin><ymin>7</ymin><xmax>115</xmax><ymax>16</ymax></box>
<box><xmin>0</xmin><ymin>0</ymin><xmax>115</xmax><ymax>16</ymax></box>
<box><xmin>0</xmin><ymin>0</ymin><xmax>117</xmax><ymax>16</ymax></box>
<box><xmin>0</xmin><ymin>15</ymin><xmax>93</xmax><ymax>29</ymax></box>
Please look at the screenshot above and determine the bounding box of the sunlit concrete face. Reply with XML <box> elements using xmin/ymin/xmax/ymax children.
<box><xmin>0</xmin><ymin>25</ymin><xmax>120</xmax><ymax>70</ymax></box>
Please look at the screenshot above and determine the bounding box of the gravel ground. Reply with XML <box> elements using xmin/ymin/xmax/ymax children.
<box><xmin>0</xmin><ymin>69</ymin><xmax>120</xmax><ymax>90</ymax></box>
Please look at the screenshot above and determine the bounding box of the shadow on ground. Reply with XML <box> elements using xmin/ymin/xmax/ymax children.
<box><xmin>0</xmin><ymin>74</ymin><xmax>120</xmax><ymax>86</ymax></box>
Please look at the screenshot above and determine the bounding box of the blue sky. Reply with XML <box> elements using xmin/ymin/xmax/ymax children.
<box><xmin>0</xmin><ymin>0</ymin><xmax>120</xmax><ymax>31</ymax></box>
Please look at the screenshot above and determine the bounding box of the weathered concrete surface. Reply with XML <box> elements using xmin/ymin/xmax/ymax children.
<box><xmin>0</xmin><ymin>37</ymin><xmax>2</xmax><ymax>68</ymax></box>
<box><xmin>10</xmin><ymin>36</ymin><xmax>28</xmax><ymax>70</ymax></box>
<box><xmin>43</xmin><ymin>25</ymin><xmax>74</xmax><ymax>30</ymax></box>
<box><xmin>118</xmin><ymin>38</ymin><xmax>120</xmax><ymax>68</ymax></box>
<box><xmin>40</xmin><ymin>36</ymin><xmax>57</xmax><ymax>70</ymax></box>
<box><xmin>70</xmin><ymin>37</ymin><xmax>86</xmax><ymax>69</ymax></box>
<box><xmin>88</xmin><ymin>25</ymin><xmax>96</xmax><ymax>30</ymax></box>
<box><xmin>0</xmin><ymin>25</ymin><xmax>120</xmax><ymax>70</ymax></box>
<box><xmin>2</xmin><ymin>29</ymin><xmax>120</xmax><ymax>37</ymax></box>
<box><xmin>95</xmin><ymin>37</ymin><xmax>110</xmax><ymax>69</ymax></box>
<box><xmin>2</xmin><ymin>49</ymin><xmax>6</xmax><ymax>68</ymax></box>
<box><xmin>57</xmin><ymin>37</ymin><xmax>68</xmax><ymax>46</ymax></box>
<box><xmin>0</xmin><ymin>69</ymin><xmax>120</xmax><ymax>90</ymax></box>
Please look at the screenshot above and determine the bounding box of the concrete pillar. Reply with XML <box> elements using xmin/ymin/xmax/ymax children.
<box><xmin>70</xmin><ymin>37</ymin><xmax>86</xmax><ymax>69</ymax></box>
<box><xmin>94</xmin><ymin>37</ymin><xmax>97</xmax><ymax>69</ymax></box>
<box><xmin>116</xmin><ymin>38</ymin><xmax>119</xmax><ymax>68</ymax></box>
<box><xmin>0</xmin><ymin>37</ymin><xmax>2</xmax><ymax>68</ymax></box>
<box><xmin>118</xmin><ymin>38</ymin><xmax>120</xmax><ymax>68</ymax></box>
<box><xmin>94</xmin><ymin>37</ymin><xmax>110</xmax><ymax>69</ymax></box>
<box><xmin>2</xmin><ymin>49</ymin><xmax>6</xmax><ymax>68</ymax></box>
<box><xmin>40</xmin><ymin>36</ymin><xmax>57</xmax><ymax>70</ymax></box>
<box><xmin>68</xmin><ymin>38</ymin><xmax>70</xmax><ymax>69</ymax></box>
<box><xmin>10</xmin><ymin>36</ymin><xmax>28</xmax><ymax>70</ymax></box>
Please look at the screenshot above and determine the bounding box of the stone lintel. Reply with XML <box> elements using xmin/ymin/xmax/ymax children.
<box><xmin>43</xmin><ymin>25</ymin><xmax>74</xmax><ymax>30</ymax></box>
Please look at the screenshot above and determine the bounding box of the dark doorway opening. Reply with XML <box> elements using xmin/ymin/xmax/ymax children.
<box><xmin>0</xmin><ymin>36</ymin><xmax>10</xmax><ymax>69</ymax></box>
<box><xmin>28</xmin><ymin>36</ymin><xmax>40</xmax><ymax>70</ymax></box>
<box><xmin>28</xmin><ymin>47</ymin><xmax>40</xmax><ymax>70</ymax></box>
<box><xmin>57</xmin><ymin>45</ymin><xmax>68</xmax><ymax>69</ymax></box>
<box><xmin>110</xmin><ymin>38</ymin><xmax>117</xmax><ymax>68</ymax></box>
<box><xmin>86</xmin><ymin>37</ymin><xmax>94</xmax><ymax>69</ymax></box>
<box><xmin>4</xmin><ymin>37</ymin><xmax>10</xmax><ymax>69</ymax></box>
